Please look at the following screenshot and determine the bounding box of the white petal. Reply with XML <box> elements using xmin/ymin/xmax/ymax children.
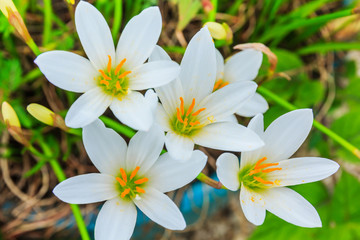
<box><xmin>218</xmin><ymin>114</ymin><xmax>238</xmax><ymax>123</ymax></box>
<box><xmin>179</xmin><ymin>27</ymin><xmax>216</xmax><ymax>104</ymax></box>
<box><xmin>239</xmin><ymin>184</ymin><xmax>266</xmax><ymax>225</ymax></box>
<box><xmin>53</xmin><ymin>173</ymin><xmax>117</xmax><ymax>204</ymax></box>
<box><xmin>110</xmin><ymin>91</ymin><xmax>153</xmax><ymax>131</ymax></box>
<box><xmin>116</xmin><ymin>7</ymin><xmax>162</xmax><ymax>69</ymax></box>
<box><xmin>95</xmin><ymin>198</ymin><xmax>137</xmax><ymax>240</ymax></box>
<box><xmin>144</xmin><ymin>89</ymin><xmax>158</xmax><ymax>112</ymax></box>
<box><xmin>193</xmin><ymin>122</ymin><xmax>264</xmax><ymax>152</ymax></box>
<box><xmin>224</xmin><ymin>49</ymin><xmax>263</xmax><ymax>83</ymax></box>
<box><xmin>75</xmin><ymin>1</ymin><xmax>115</xmax><ymax>70</ymax></box>
<box><xmin>197</xmin><ymin>81</ymin><xmax>257</xmax><ymax>123</ymax></box>
<box><xmin>262</xmin><ymin>109</ymin><xmax>314</xmax><ymax>162</ymax></box>
<box><xmin>65</xmin><ymin>88</ymin><xmax>112</xmax><ymax>128</ymax></box>
<box><xmin>82</xmin><ymin>119</ymin><xmax>127</xmax><ymax>176</ymax></box>
<box><xmin>126</xmin><ymin>124</ymin><xmax>164</xmax><ymax>175</ymax></box>
<box><xmin>165</xmin><ymin>131</ymin><xmax>194</xmax><ymax>161</ymax></box>
<box><xmin>134</xmin><ymin>187</ymin><xmax>186</xmax><ymax>230</ymax></box>
<box><xmin>148</xmin><ymin>150</ymin><xmax>207</xmax><ymax>192</ymax></box>
<box><xmin>155</xmin><ymin>77</ymin><xmax>184</xmax><ymax>116</ymax></box>
<box><xmin>262</xmin><ymin>187</ymin><xmax>322</xmax><ymax>228</ymax></box>
<box><xmin>236</xmin><ymin>93</ymin><xmax>269</xmax><ymax>117</ymax></box>
<box><xmin>247</xmin><ymin>113</ymin><xmax>264</xmax><ymax>136</ymax></box>
<box><xmin>128</xmin><ymin>60</ymin><xmax>180</xmax><ymax>90</ymax></box>
<box><xmin>149</xmin><ymin>45</ymin><xmax>171</xmax><ymax>61</ymax></box>
<box><xmin>216</xmin><ymin>153</ymin><xmax>240</xmax><ymax>191</ymax></box>
<box><xmin>266</xmin><ymin>157</ymin><xmax>339</xmax><ymax>187</ymax></box>
<box><xmin>35</xmin><ymin>51</ymin><xmax>97</xmax><ymax>93</ymax></box>
<box><xmin>155</xmin><ymin>104</ymin><xmax>171</xmax><ymax>132</ymax></box>
<box><xmin>215</xmin><ymin>49</ymin><xmax>225</xmax><ymax>80</ymax></box>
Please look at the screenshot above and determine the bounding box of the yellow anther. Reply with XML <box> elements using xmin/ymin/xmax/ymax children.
<box><xmin>180</xmin><ymin>97</ymin><xmax>185</xmax><ymax>115</ymax></box>
<box><xmin>192</xmin><ymin>108</ymin><xmax>206</xmax><ymax>116</ymax></box>
<box><xmin>186</xmin><ymin>98</ymin><xmax>196</xmax><ymax>116</ymax></box>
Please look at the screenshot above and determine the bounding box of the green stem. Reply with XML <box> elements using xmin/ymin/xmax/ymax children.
<box><xmin>196</xmin><ymin>172</ymin><xmax>226</xmax><ymax>189</ymax></box>
<box><xmin>100</xmin><ymin>116</ymin><xmax>135</xmax><ymax>138</ymax></box>
<box><xmin>43</xmin><ymin>0</ymin><xmax>53</xmax><ymax>45</ymax></box>
<box><xmin>112</xmin><ymin>0</ymin><xmax>122</xmax><ymax>41</ymax></box>
<box><xmin>26</xmin><ymin>39</ymin><xmax>42</xmax><ymax>56</ymax></box>
<box><xmin>207</xmin><ymin>0</ymin><xmax>218</xmax><ymax>22</ymax></box>
<box><xmin>257</xmin><ymin>86</ymin><xmax>360</xmax><ymax>159</ymax></box>
<box><xmin>31</xmin><ymin>142</ymin><xmax>91</xmax><ymax>240</ymax></box>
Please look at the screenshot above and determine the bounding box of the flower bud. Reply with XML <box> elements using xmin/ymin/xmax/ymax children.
<box><xmin>27</xmin><ymin>103</ymin><xmax>68</xmax><ymax>131</ymax></box>
<box><xmin>1</xmin><ymin>101</ymin><xmax>28</xmax><ymax>145</ymax></box>
<box><xmin>204</xmin><ymin>22</ymin><xmax>233</xmax><ymax>44</ymax></box>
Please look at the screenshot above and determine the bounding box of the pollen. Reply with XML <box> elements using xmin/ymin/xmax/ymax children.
<box><xmin>97</xmin><ymin>56</ymin><xmax>130</xmax><ymax>99</ymax></box>
<box><xmin>115</xmin><ymin>166</ymin><xmax>148</xmax><ymax>200</ymax></box>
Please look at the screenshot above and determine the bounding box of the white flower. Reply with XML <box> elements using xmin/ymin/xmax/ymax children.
<box><xmin>53</xmin><ymin>119</ymin><xmax>207</xmax><ymax>240</ymax></box>
<box><xmin>216</xmin><ymin>109</ymin><xmax>339</xmax><ymax>227</ymax></box>
<box><xmin>151</xmin><ymin>27</ymin><xmax>264</xmax><ymax>161</ymax></box>
<box><xmin>215</xmin><ymin>49</ymin><xmax>269</xmax><ymax>117</ymax></box>
<box><xmin>35</xmin><ymin>1</ymin><xmax>180</xmax><ymax>131</ymax></box>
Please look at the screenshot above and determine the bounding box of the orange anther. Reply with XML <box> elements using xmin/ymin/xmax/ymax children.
<box><xmin>213</xmin><ymin>79</ymin><xmax>223</xmax><ymax>91</ymax></box>
<box><xmin>115</xmin><ymin>177</ymin><xmax>126</xmax><ymax>187</ymax></box>
<box><xmin>249</xmin><ymin>169</ymin><xmax>261</xmax><ymax>176</ymax></box>
<box><xmin>183</xmin><ymin>118</ymin><xmax>188</xmax><ymax>127</ymax></box>
<box><xmin>135</xmin><ymin>187</ymin><xmax>145</xmax><ymax>193</ymax></box>
<box><xmin>186</xmin><ymin>98</ymin><xmax>196</xmax><ymax>116</ymax></box>
<box><xmin>220</xmin><ymin>82</ymin><xmax>229</xmax><ymax>88</ymax></box>
<box><xmin>107</xmin><ymin>55</ymin><xmax>112</xmax><ymax>73</ymax></box>
<box><xmin>254</xmin><ymin>157</ymin><xmax>267</xmax><ymax>169</ymax></box>
<box><xmin>115</xmin><ymin>58</ymin><xmax>127</xmax><ymax>75</ymax></box>
<box><xmin>176</xmin><ymin>108</ymin><xmax>184</xmax><ymax>123</ymax></box>
<box><xmin>100</xmin><ymin>80</ymin><xmax>109</xmax><ymax>86</ymax></box>
<box><xmin>180</xmin><ymin>97</ymin><xmax>185</xmax><ymax>115</ymax></box>
<box><xmin>189</xmin><ymin>121</ymin><xmax>200</xmax><ymax>127</ymax></box>
<box><xmin>253</xmin><ymin>176</ymin><xmax>273</xmax><ymax>185</ymax></box>
<box><xmin>130</xmin><ymin>166</ymin><xmax>140</xmax><ymax>180</ymax></box>
<box><xmin>115</xmin><ymin>81</ymin><xmax>121</xmax><ymax>91</ymax></box>
<box><xmin>120</xmin><ymin>188</ymin><xmax>131</xmax><ymax>198</ymax></box>
<box><xmin>99</xmin><ymin>70</ymin><xmax>111</xmax><ymax>80</ymax></box>
<box><xmin>120</xmin><ymin>168</ymin><xmax>127</xmax><ymax>183</ymax></box>
<box><xmin>134</xmin><ymin>177</ymin><xmax>148</xmax><ymax>185</ymax></box>
<box><xmin>192</xmin><ymin>108</ymin><xmax>206</xmax><ymax>116</ymax></box>
<box><xmin>118</xmin><ymin>71</ymin><xmax>132</xmax><ymax>79</ymax></box>
<box><xmin>256</xmin><ymin>163</ymin><xmax>279</xmax><ymax>169</ymax></box>
<box><xmin>262</xmin><ymin>167</ymin><xmax>282</xmax><ymax>173</ymax></box>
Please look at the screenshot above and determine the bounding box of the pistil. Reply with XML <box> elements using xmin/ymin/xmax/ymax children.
<box><xmin>115</xmin><ymin>166</ymin><xmax>148</xmax><ymax>200</ymax></box>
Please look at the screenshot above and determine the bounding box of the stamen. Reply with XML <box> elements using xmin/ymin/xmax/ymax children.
<box><xmin>253</xmin><ymin>176</ymin><xmax>273</xmax><ymax>185</ymax></box>
<box><xmin>100</xmin><ymin>80</ymin><xmax>109</xmax><ymax>86</ymax></box>
<box><xmin>130</xmin><ymin>166</ymin><xmax>140</xmax><ymax>180</ymax></box>
<box><xmin>115</xmin><ymin>81</ymin><xmax>122</xmax><ymax>91</ymax></box>
<box><xmin>115</xmin><ymin>58</ymin><xmax>127</xmax><ymax>75</ymax></box>
<box><xmin>115</xmin><ymin>177</ymin><xmax>126</xmax><ymax>187</ymax></box>
<box><xmin>135</xmin><ymin>187</ymin><xmax>145</xmax><ymax>193</ymax></box>
<box><xmin>256</xmin><ymin>163</ymin><xmax>279</xmax><ymax>169</ymax></box>
<box><xmin>99</xmin><ymin>70</ymin><xmax>111</xmax><ymax>80</ymax></box>
<box><xmin>118</xmin><ymin>71</ymin><xmax>132</xmax><ymax>79</ymax></box>
<box><xmin>192</xmin><ymin>108</ymin><xmax>206</xmax><ymax>116</ymax></box>
<box><xmin>176</xmin><ymin>108</ymin><xmax>184</xmax><ymax>123</ymax></box>
<box><xmin>134</xmin><ymin>177</ymin><xmax>148</xmax><ymax>185</ymax></box>
<box><xmin>249</xmin><ymin>169</ymin><xmax>261</xmax><ymax>176</ymax></box>
<box><xmin>262</xmin><ymin>167</ymin><xmax>282</xmax><ymax>173</ymax></box>
<box><xmin>189</xmin><ymin>121</ymin><xmax>200</xmax><ymax>126</ymax></box>
<box><xmin>213</xmin><ymin>79</ymin><xmax>223</xmax><ymax>90</ymax></box>
<box><xmin>186</xmin><ymin>98</ymin><xmax>196</xmax><ymax>116</ymax></box>
<box><xmin>220</xmin><ymin>82</ymin><xmax>229</xmax><ymax>88</ymax></box>
<box><xmin>107</xmin><ymin>55</ymin><xmax>112</xmax><ymax>73</ymax></box>
<box><xmin>183</xmin><ymin>118</ymin><xmax>188</xmax><ymax>127</ymax></box>
<box><xmin>120</xmin><ymin>168</ymin><xmax>127</xmax><ymax>183</ymax></box>
<box><xmin>254</xmin><ymin>157</ymin><xmax>267</xmax><ymax>169</ymax></box>
<box><xmin>180</xmin><ymin>97</ymin><xmax>184</xmax><ymax>115</ymax></box>
<box><xmin>120</xmin><ymin>188</ymin><xmax>131</xmax><ymax>198</ymax></box>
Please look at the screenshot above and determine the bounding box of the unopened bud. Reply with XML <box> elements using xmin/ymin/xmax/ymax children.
<box><xmin>204</xmin><ymin>22</ymin><xmax>233</xmax><ymax>44</ymax></box>
<box><xmin>66</xmin><ymin>0</ymin><xmax>75</xmax><ymax>5</ymax></box>
<box><xmin>27</xmin><ymin>103</ymin><xmax>68</xmax><ymax>131</ymax></box>
<box><xmin>1</xmin><ymin>101</ymin><xmax>28</xmax><ymax>145</ymax></box>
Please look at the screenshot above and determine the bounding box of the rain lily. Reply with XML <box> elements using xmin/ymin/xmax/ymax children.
<box><xmin>151</xmin><ymin>27</ymin><xmax>264</xmax><ymax>161</ymax></box>
<box><xmin>216</xmin><ymin>109</ymin><xmax>339</xmax><ymax>227</ymax></box>
<box><xmin>53</xmin><ymin>119</ymin><xmax>207</xmax><ymax>240</ymax></box>
<box><xmin>214</xmin><ymin>49</ymin><xmax>268</xmax><ymax>117</ymax></box>
<box><xmin>35</xmin><ymin>1</ymin><xmax>180</xmax><ymax>130</ymax></box>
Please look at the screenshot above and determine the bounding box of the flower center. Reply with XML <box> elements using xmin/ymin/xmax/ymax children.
<box><xmin>97</xmin><ymin>55</ymin><xmax>131</xmax><ymax>99</ymax></box>
<box><xmin>115</xmin><ymin>166</ymin><xmax>148</xmax><ymax>200</ymax></box>
<box><xmin>239</xmin><ymin>157</ymin><xmax>282</xmax><ymax>190</ymax></box>
<box><xmin>170</xmin><ymin>97</ymin><xmax>210</xmax><ymax>136</ymax></box>
<box><xmin>213</xmin><ymin>79</ymin><xmax>229</xmax><ymax>91</ymax></box>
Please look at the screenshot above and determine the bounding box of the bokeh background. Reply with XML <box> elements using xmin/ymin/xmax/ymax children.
<box><xmin>1</xmin><ymin>0</ymin><xmax>360</xmax><ymax>239</ymax></box>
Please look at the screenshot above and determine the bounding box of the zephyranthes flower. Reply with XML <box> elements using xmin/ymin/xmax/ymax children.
<box><xmin>216</xmin><ymin>109</ymin><xmax>339</xmax><ymax>227</ymax></box>
<box><xmin>151</xmin><ymin>27</ymin><xmax>264</xmax><ymax>161</ymax></box>
<box><xmin>35</xmin><ymin>1</ymin><xmax>179</xmax><ymax>130</ymax></box>
<box><xmin>214</xmin><ymin>49</ymin><xmax>268</xmax><ymax>117</ymax></box>
<box><xmin>53</xmin><ymin>120</ymin><xmax>207</xmax><ymax>240</ymax></box>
